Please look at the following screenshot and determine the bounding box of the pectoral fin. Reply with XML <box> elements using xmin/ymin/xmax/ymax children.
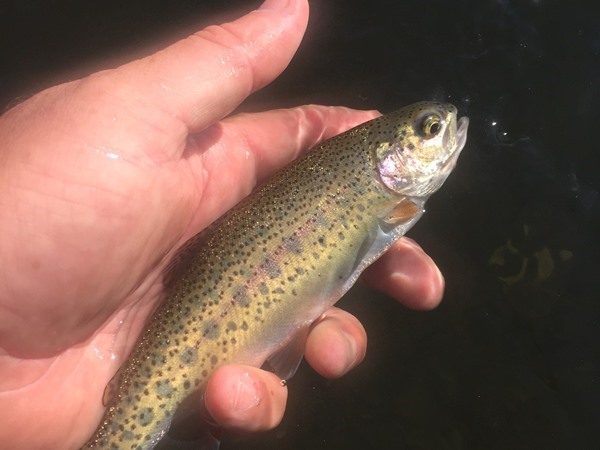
<box><xmin>264</xmin><ymin>326</ymin><xmax>310</xmax><ymax>382</ymax></box>
<box><xmin>383</xmin><ymin>198</ymin><xmax>421</xmax><ymax>225</ymax></box>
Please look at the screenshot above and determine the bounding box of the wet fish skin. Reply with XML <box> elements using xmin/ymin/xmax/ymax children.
<box><xmin>81</xmin><ymin>101</ymin><xmax>469</xmax><ymax>449</ymax></box>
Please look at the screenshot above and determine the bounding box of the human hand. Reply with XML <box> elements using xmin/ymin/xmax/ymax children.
<box><xmin>0</xmin><ymin>0</ymin><xmax>444</xmax><ymax>449</ymax></box>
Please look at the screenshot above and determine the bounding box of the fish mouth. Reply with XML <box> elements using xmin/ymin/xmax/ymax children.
<box><xmin>456</xmin><ymin>116</ymin><xmax>469</xmax><ymax>153</ymax></box>
<box><xmin>439</xmin><ymin>115</ymin><xmax>469</xmax><ymax>175</ymax></box>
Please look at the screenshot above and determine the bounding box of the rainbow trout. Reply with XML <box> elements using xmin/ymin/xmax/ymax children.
<box><xmin>81</xmin><ymin>101</ymin><xmax>469</xmax><ymax>449</ymax></box>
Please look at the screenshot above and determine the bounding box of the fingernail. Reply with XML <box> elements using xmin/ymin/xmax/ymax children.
<box><xmin>233</xmin><ymin>372</ymin><xmax>261</xmax><ymax>412</ymax></box>
<box><xmin>259</xmin><ymin>0</ymin><xmax>291</xmax><ymax>10</ymax></box>
<box><xmin>341</xmin><ymin>330</ymin><xmax>359</xmax><ymax>373</ymax></box>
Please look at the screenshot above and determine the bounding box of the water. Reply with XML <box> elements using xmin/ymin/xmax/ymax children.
<box><xmin>2</xmin><ymin>0</ymin><xmax>598</xmax><ymax>449</ymax></box>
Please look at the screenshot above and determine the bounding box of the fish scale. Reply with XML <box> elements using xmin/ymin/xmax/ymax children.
<box><xmin>81</xmin><ymin>101</ymin><xmax>469</xmax><ymax>449</ymax></box>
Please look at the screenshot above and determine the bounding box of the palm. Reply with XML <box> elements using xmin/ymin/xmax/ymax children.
<box><xmin>0</xmin><ymin>86</ymin><xmax>197</xmax><ymax>447</ymax></box>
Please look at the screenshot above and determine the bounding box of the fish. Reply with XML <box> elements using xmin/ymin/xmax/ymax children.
<box><xmin>80</xmin><ymin>101</ymin><xmax>469</xmax><ymax>449</ymax></box>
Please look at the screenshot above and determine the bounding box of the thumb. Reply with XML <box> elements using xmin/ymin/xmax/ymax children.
<box><xmin>73</xmin><ymin>0</ymin><xmax>309</xmax><ymax>158</ymax></box>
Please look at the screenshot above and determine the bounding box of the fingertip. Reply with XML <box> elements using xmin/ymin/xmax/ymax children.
<box><xmin>362</xmin><ymin>237</ymin><xmax>445</xmax><ymax>311</ymax></box>
<box><xmin>388</xmin><ymin>268</ymin><xmax>445</xmax><ymax>311</ymax></box>
<box><xmin>204</xmin><ymin>365</ymin><xmax>287</xmax><ymax>432</ymax></box>
<box><xmin>305</xmin><ymin>308</ymin><xmax>367</xmax><ymax>379</ymax></box>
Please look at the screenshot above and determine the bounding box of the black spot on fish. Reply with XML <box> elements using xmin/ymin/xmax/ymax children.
<box><xmin>258</xmin><ymin>283</ymin><xmax>269</xmax><ymax>295</ymax></box>
<box><xmin>260</xmin><ymin>255</ymin><xmax>281</xmax><ymax>278</ymax></box>
<box><xmin>122</xmin><ymin>430</ymin><xmax>135</xmax><ymax>440</ymax></box>
<box><xmin>232</xmin><ymin>285</ymin><xmax>250</xmax><ymax>307</ymax></box>
<box><xmin>136</xmin><ymin>408</ymin><xmax>154</xmax><ymax>427</ymax></box>
<box><xmin>179</xmin><ymin>346</ymin><xmax>197</xmax><ymax>366</ymax></box>
<box><xmin>202</xmin><ymin>320</ymin><xmax>220</xmax><ymax>340</ymax></box>
<box><xmin>284</xmin><ymin>234</ymin><xmax>304</xmax><ymax>254</ymax></box>
<box><xmin>155</xmin><ymin>379</ymin><xmax>174</xmax><ymax>398</ymax></box>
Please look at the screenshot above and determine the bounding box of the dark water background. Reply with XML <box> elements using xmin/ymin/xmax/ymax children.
<box><xmin>2</xmin><ymin>0</ymin><xmax>599</xmax><ymax>449</ymax></box>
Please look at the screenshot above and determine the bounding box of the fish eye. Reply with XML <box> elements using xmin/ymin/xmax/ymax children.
<box><xmin>419</xmin><ymin>114</ymin><xmax>442</xmax><ymax>138</ymax></box>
